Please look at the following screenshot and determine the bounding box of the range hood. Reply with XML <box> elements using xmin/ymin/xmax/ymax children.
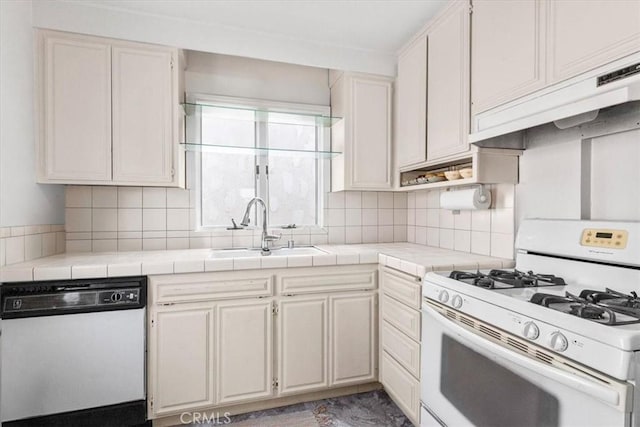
<box><xmin>470</xmin><ymin>54</ymin><xmax>640</xmax><ymax>146</ymax></box>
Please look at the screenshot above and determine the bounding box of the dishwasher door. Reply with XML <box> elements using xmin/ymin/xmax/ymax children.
<box><xmin>1</xmin><ymin>308</ymin><xmax>145</xmax><ymax>423</ymax></box>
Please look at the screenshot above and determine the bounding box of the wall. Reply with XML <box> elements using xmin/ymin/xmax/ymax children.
<box><xmin>405</xmin><ymin>185</ymin><xmax>516</xmax><ymax>259</ymax></box>
<box><xmin>0</xmin><ymin>0</ymin><xmax>65</xmax><ymax>228</ymax></box>
<box><xmin>31</xmin><ymin>0</ymin><xmax>395</xmax><ymax>76</ymax></box>
<box><xmin>517</xmin><ymin>102</ymin><xmax>640</xmax><ymax>226</ymax></box>
<box><xmin>63</xmin><ymin>186</ymin><xmax>408</xmax><ymax>252</ymax></box>
<box><xmin>185</xmin><ymin>51</ymin><xmax>330</xmax><ymax>106</ymax></box>
<box><xmin>1</xmin><ymin>226</ymin><xmax>65</xmax><ymax>267</ymax></box>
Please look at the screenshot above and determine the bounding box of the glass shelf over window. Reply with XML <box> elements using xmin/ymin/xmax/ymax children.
<box><xmin>182</xmin><ymin>102</ymin><xmax>342</xmax><ymax>127</ymax></box>
<box><xmin>180</xmin><ymin>143</ymin><xmax>340</xmax><ymax>158</ymax></box>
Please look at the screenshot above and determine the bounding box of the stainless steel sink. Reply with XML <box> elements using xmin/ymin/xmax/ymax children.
<box><xmin>209</xmin><ymin>246</ymin><xmax>327</xmax><ymax>258</ymax></box>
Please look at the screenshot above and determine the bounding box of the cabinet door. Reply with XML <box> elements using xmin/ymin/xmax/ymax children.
<box><xmin>330</xmin><ymin>293</ymin><xmax>377</xmax><ymax>386</ymax></box>
<box><xmin>427</xmin><ymin>1</ymin><xmax>471</xmax><ymax>161</ymax></box>
<box><xmin>396</xmin><ymin>35</ymin><xmax>428</xmax><ymax>169</ymax></box>
<box><xmin>277</xmin><ymin>296</ymin><xmax>329</xmax><ymax>394</ymax></box>
<box><xmin>112</xmin><ymin>44</ymin><xmax>174</xmax><ymax>184</ymax></box>
<box><xmin>381</xmin><ymin>352</ymin><xmax>420</xmax><ymax>425</ymax></box>
<box><xmin>547</xmin><ymin>0</ymin><xmax>640</xmax><ymax>83</ymax></box>
<box><xmin>471</xmin><ymin>0</ymin><xmax>546</xmax><ymax>114</ymax></box>
<box><xmin>216</xmin><ymin>300</ymin><xmax>273</xmax><ymax>405</ymax></box>
<box><xmin>150</xmin><ymin>303</ymin><xmax>214</xmax><ymax>417</ymax></box>
<box><xmin>40</xmin><ymin>33</ymin><xmax>112</xmax><ymax>181</ymax></box>
<box><xmin>349</xmin><ymin>77</ymin><xmax>392</xmax><ymax>189</ymax></box>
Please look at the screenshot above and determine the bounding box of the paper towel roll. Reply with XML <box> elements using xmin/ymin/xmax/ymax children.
<box><xmin>440</xmin><ymin>187</ymin><xmax>491</xmax><ymax>210</ymax></box>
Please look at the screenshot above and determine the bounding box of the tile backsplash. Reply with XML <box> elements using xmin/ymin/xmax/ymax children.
<box><xmin>0</xmin><ymin>225</ymin><xmax>66</xmax><ymax>266</ymax></box>
<box><xmin>63</xmin><ymin>184</ymin><xmax>515</xmax><ymax>258</ymax></box>
<box><xmin>64</xmin><ymin>186</ymin><xmax>408</xmax><ymax>252</ymax></box>
<box><xmin>406</xmin><ymin>184</ymin><xmax>516</xmax><ymax>259</ymax></box>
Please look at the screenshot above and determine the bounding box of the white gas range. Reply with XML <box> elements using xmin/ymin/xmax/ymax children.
<box><xmin>420</xmin><ymin>219</ymin><xmax>640</xmax><ymax>427</ymax></box>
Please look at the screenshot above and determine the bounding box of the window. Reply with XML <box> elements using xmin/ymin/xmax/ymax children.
<box><xmin>189</xmin><ymin>96</ymin><xmax>329</xmax><ymax>229</ymax></box>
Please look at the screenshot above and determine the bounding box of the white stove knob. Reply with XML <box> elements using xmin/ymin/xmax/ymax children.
<box><xmin>438</xmin><ymin>290</ymin><xmax>449</xmax><ymax>304</ymax></box>
<box><xmin>549</xmin><ymin>332</ymin><xmax>569</xmax><ymax>352</ymax></box>
<box><xmin>522</xmin><ymin>321</ymin><xmax>539</xmax><ymax>340</ymax></box>
<box><xmin>451</xmin><ymin>295</ymin><xmax>463</xmax><ymax>309</ymax></box>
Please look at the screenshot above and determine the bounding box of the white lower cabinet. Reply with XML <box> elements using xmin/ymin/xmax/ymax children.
<box><xmin>277</xmin><ymin>291</ymin><xmax>378</xmax><ymax>394</ymax></box>
<box><xmin>330</xmin><ymin>293</ymin><xmax>377</xmax><ymax>386</ymax></box>
<box><xmin>278</xmin><ymin>296</ymin><xmax>329</xmax><ymax>395</ymax></box>
<box><xmin>149</xmin><ymin>298</ymin><xmax>273</xmax><ymax>417</ymax></box>
<box><xmin>381</xmin><ymin>352</ymin><xmax>421</xmax><ymax>424</ymax></box>
<box><xmin>151</xmin><ymin>303</ymin><xmax>215</xmax><ymax>416</ymax></box>
<box><xmin>380</xmin><ymin>267</ymin><xmax>422</xmax><ymax>426</ymax></box>
<box><xmin>148</xmin><ymin>266</ymin><xmax>378</xmax><ymax>420</ymax></box>
<box><xmin>216</xmin><ymin>300</ymin><xmax>274</xmax><ymax>405</ymax></box>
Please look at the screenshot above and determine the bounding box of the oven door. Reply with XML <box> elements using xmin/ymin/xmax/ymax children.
<box><xmin>421</xmin><ymin>299</ymin><xmax>633</xmax><ymax>427</ymax></box>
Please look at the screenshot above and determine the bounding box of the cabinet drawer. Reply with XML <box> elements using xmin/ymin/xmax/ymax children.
<box><xmin>381</xmin><ymin>295</ymin><xmax>421</xmax><ymax>342</ymax></box>
<box><xmin>277</xmin><ymin>265</ymin><xmax>377</xmax><ymax>295</ymax></box>
<box><xmin>150</xmin><ymin>272</ymin><xmax>273</xmax><ymax>304</ymax></box>
<box><xmin>381</xmin><ymin>352</ymin><xmax>420</xmax><ymax>425</ymax></box>
<box><xmin>382</xmin><ymin>320</ymin><xmax>420</xmax><ymax>379</ymax></box>
<box><xmin>382</xmin><ymin>268</ymin><xmax>421</xmax><ymax>309</ymax></box>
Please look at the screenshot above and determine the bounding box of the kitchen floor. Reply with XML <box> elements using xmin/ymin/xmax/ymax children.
<box><xmin>188</xmin><ymin>390</ymin><xmax>412</xmax><ymax>426</ymax></box>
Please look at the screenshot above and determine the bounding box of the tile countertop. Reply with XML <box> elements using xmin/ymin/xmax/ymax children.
<box><xmin>0</xmin><ymin>243</ymin><xmax>514</xmax><ymax>283</ymax></box>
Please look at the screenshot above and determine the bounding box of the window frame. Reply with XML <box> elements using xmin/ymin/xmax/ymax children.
<box><xmin>187</xmin><ymin>93</ymin><xmax>329</xmax><ymax>232</ymax></box>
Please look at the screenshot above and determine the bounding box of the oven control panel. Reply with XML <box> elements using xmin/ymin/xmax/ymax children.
<box><xmin>580</xmin><ymin>228</ymin><xmax>628</xmax><ymax>249</ymax></box>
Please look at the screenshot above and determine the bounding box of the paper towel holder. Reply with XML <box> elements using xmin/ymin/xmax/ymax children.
<box><xmin>442</xmin><ymin>184</ymin><xmax>491</xmax><ymax>214</ymax></box>
<box><xmin>476</xmin><ymin>184</ymin><xmax>490</xmax><ymax>204</ymax></box>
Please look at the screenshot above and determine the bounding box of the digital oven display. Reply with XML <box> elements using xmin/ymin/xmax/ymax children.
<box><xmin>595</xmin><ymin>232</ymin><xmax>613</xmax><ymax>239</ymax></box>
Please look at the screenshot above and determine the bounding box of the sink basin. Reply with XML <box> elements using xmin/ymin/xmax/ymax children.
<box><xmin>209</xmin><ymin>246</ymin><xmax>327</xmax><ymax>259</ymax></box>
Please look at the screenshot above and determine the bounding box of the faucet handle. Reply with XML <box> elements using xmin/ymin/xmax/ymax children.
<box><xmin>264</xmin><ymin>233</ymin><xmax>281</xmax><ymax>242</ymax></box>
<box><xmin>227</xmin><ymin>218</ymin><xmax>245</xmax><ymax>230</ymax></box>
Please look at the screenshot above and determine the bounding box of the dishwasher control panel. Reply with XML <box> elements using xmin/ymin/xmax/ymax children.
<box><xmin>98</xmin><ymin>289</ymin><xmax>140</xmax><ymax>305</ymax></box>
<box><xmin>0</xmin><ymin>277</ymin><xmax>146</xmax><ymax>319</ymax></box>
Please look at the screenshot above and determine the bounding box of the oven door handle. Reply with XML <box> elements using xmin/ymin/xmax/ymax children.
<box><xmin>423</xmin><ymin>304</ymin><xmax>626</xmax><ymax>409</ymax></box>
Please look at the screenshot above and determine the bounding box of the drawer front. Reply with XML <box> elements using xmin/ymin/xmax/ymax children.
<box><xmin>278</xmin><ymin>265</ymin><xmax>377</xmax><ymax>295</ymax></box>
<box><xmin>382</xmin><ymin>268</ymin><xmax>421</xmax><ymax>309</ymax></box>
<box><xmin>381</xmin><ymin>295</ymin><xmax>421</xmax><ymax>342</ymax></box>
<box><xmin>382</xmin><ymin>320</ymin><xmax>420</xmax><ymax>379</ymax></box>
<box><xmin>381</xmin><ymin>352</ymin><xmax>420</xmax><ymax>425</ymax></box>
<box><xmin>150</xmin><ymin>272</ymin><xmax>273</xmax><ymax>304</ymax></box>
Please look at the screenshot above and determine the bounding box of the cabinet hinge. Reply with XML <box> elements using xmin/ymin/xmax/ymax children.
<box><xmin>272</xmin><ymin>302</ymin><xmax>279</xmax><ymax>315</ymax></box>
<box><xmin>170</xmin><ymin>59</ymin><xmax>174</xmax><ymax>70</ymax></box>
<box><xmin>171</xmin><ymin>167</ymin><xmax>175</xmax><ymax>177</ymax></box>
<box><xmin>272</xmin><ymin>378</ymin><xmax>279</xmax><ymax>389</ymax></box>
<box><xmin>469</xmin><ymin>3</ymin><xmax>473</xmax><ymax>14</ymax></box>
<box><xmin>150</xmin><ymin>398</ymin><xmax>154</xmax><ymax>408</ymax></box>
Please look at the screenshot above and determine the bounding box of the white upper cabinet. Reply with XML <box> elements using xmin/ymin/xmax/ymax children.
<box><xmin>331</xmin><ymin>72</ymin><xmax>393</xmax><ymax>191</ymax></box>
<box><xmin>396</xmin><ymin>35</ymin><xmax>428</xmax><ymax>169</ymax></box>
<box><xmin>471</xmin><ymin>0</ymin><xmax>640</xmax><ymax>116</ymax></box>
<box><xmin>547</xmin><ymin>0</ymin><xmax>640</xmax><ymax>83</ymax></box>
<box><xmin>39</xmin><ymin>33</ymin><xmax>112</xmax><ymax>181</ymax></box>
<box><xmin>37</xmin><ymin>30</ymin><xmax>183</xmax><ymax>187</ymax></box>
<box><xmin>471</xmin><ymin>0</ymin><xmax>546</xmax><ymax>115</ymax></box>
<box><xmin>426</xmin><ymin>1</ymin><xmax>471</xmax><ymax>160</ymax></box>
<box><xmin>112</xmin><ymin>44</ymin><xmax>175</xmax><ymax>184</ymax></box>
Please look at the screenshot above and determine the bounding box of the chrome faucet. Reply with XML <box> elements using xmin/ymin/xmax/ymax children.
<box><xmin>240</xmin><ymin>197</ymin><xmax>281</xmax><ymax>254</ymax></box>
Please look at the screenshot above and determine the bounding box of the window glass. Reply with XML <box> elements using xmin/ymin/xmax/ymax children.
<box><xmin>197</xmin><ymin>103</ymin><xmax>325</xmax><ymax>228</ymax></box>
<box><xmin>267</xmin><ymin>122</ymin><xmax>317</xmax><ymax>226</ymax></box>
<box><xmin>200</xmin><ymin>108</ymin><xmax>256</xmax><ymax>226</ymax></box>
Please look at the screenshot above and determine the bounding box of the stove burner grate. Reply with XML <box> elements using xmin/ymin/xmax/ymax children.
<box><xmin>449</xmin><ymin>269</ymin><xmax>566</xmax><ymax>289</ymax></box>
<box><xmin>530</xmin><ymin>289</ymin><xmax>640</xmax><ymax>326</ymax></box>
